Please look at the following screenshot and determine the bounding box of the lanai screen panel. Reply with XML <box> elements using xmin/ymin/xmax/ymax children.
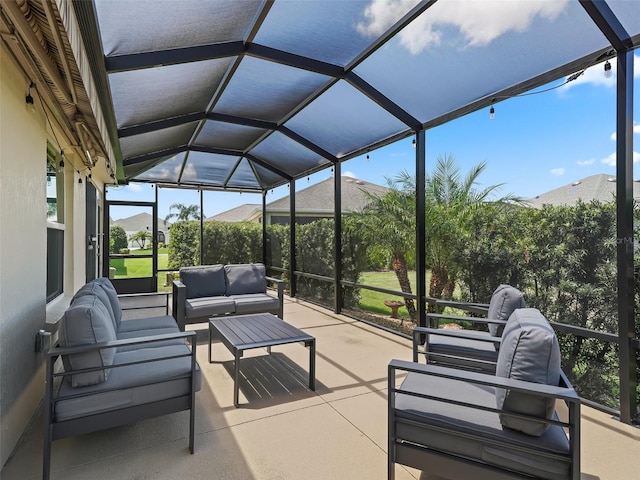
<box><xmin>180</xmin><ymin>151</ymin><xmax>242</xmax><ymax>186</ymax></box>
<box><xmin>120</xmin><ymin>123</ymin><xmax>198</xmax><ymax>160</ymax></box>
<box><xmin>194</xmin><ymin>122</ymin><xmax>268</xmax><ymax>152</ymax></box>
<box><xmin>108</xmin><ymin>58</ymin><xmax>233</xmax><ymax>129</ymax></box>
<box><xmin>228</xmin><ymin>158</ymin><xmax>263</xmax><ymax>189</ymax></box>
<box><xmin>607</xmin><ymin>1</ymin><xmax>640</xmax><ymax>38</ymax></box>
<box><xmin>134</xmin><ymin>153</ymin><xmax>187</xmax><ymax>184</ymax></box>
<box><xmin>354</xmin><ymin>0</ymin><xmax>611</xmax><ymax>125</ymax></box>
<box><xmin>252</xmin><ymin>162</ymin><xmax>288</xmax><ymax>188</ymax></box>
<box><xmin>213</xmin><ymin>56</ymin><xmax>332</xmax><ymax>123</ymax></box>
<box><xmin>94</xmin><ymin>0</ymin><xmax>262</xmax><ymax>56</ymax></box>
<box><xmin>285</xmin><ymin>80</ymin><xmax>408</xmax><ymax>158</ymax></box>
<box><xmin>251</xmin><ymin>132</ymin><xmax>330</xmax><ymax>176</ymax></box>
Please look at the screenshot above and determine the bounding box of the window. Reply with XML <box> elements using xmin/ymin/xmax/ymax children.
<box><xmin>46</xmin><ymin>143</ymin><xmax>64</xmax><ymax>301</ymax></box>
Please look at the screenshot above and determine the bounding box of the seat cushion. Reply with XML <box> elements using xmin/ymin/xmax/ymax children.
<box><xmin>54</xmin><ymin>344</ymin><xmax>201</xmax><ymax>422</ymax></box>
<box><xmin>117</xmin><ymin>315</ymin><xmax>179</xmax><ymax>333</ymax></box>
<box><xmin>185</xmin><ymin>296</ymin><xmax>236</xmax><ymax>319</ymax></box>
<box><xmin>496</xmin><ymin>308</ymin><xmax>561</xmax><ymax>436</ymax></box>
<box><xmin>180</xmin><ymin>264</ymin><xmax>226</xmax><ymax>299</ymax></box>
<box><xmin>487</xmin><ymin>284</ymin><xmax>526</xmax><ymax>337</ymax></box>
<box><xmin>231</xmin><ymin>293</ymin><xmax>280</xmax><ymax>315</ymax></box>
<box><xmin>59</xmin><ymin>294</ymin><xmax>117</xmax><ymax>387</ymax></box>
<box><xmin>395</xmin><ymin>371</ymin><xmax>571</xmax><ymax>480</ymax></box>
<box><xmin>225</xmin><ymin>263</ymin><xmax>266</xmax><ymax>295</ymax></box>
<box><xmin>116</xmin><ymin>327</ymin><xmax>184</xmax><ymax>352</ymax></box>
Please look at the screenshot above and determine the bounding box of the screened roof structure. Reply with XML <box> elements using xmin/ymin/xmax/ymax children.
<box><xmin>74</xmin><ymin>0</ymin><xmax>640</xmax><ymax>192</ymax></box>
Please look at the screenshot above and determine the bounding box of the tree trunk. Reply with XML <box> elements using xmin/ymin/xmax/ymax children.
<box><xmin>428</xmin><ymin>265</ymin><xmax>448</xmax><ymax>315</ymax></box>
<box><xmin>392</xmin><ymin>255</ymin><xmax>417</xmax><ymax>321</ymax></box>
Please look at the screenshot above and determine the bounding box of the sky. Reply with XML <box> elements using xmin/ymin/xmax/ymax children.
<box><xmin>107</xmin><ymin>56</ymin><xmax>639</xmax><ymax>223</ymax></box>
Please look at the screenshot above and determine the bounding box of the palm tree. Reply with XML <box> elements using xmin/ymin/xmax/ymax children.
<box><xmin>358</xmin><ymin>178</ymin><xmax>418</xmax><ymax>320</ymax></box>
<box><xmin>396</xmin><ymin>154</ymin><xmax>521</xmax><ymax>304</ymax></box>
<box><xmin>164</xmin><ymin>203</ymin><xmax>201</xmax><ymax>224</ymax></box>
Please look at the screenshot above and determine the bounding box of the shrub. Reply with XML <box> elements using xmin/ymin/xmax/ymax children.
<box><xmin>110</xmin><ymin>225</ymin><xmax>128</xmax><ymax>253</ymax></box>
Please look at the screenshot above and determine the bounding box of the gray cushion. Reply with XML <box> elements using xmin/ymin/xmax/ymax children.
<box><xmin>395</xmin><ymin>371</ymin><xmax>570</xmax><ymax>480</ymax></box>
<box><xmin>59</xmin><ymin>294</ymin><xmax>117</xmax><ymax>387</ymax></box>
<box><xmin>185</xmin><ymin>296</ymin><xmax>236</xmax><ymax>318</ymax></box>
<box><xmin>225</xmin><ymin>263</ymin><xmax>266</xmax><ymax>295</ymax></box>
<box><xmin>424</xmin><ymin>331</ymin><xmax>499</xmax><ymax>369</ymax></box>
<box><xmin>117</xmin><ymin>315</ymin><xmax>179</xmax><ymax>333</ymax></box>
<box><xmin>92</xmin><ymin>278</ymin><xmax>123</xmax><ymax>327</ymax></box>
<box><xmin>180</xmin><ymin>265</ymin><xmax>226</xmax><ymax>299</ymax></box>
<box><xmin>496</xmin><ymin>308</ymin><xmax>560</xmax><ymax>436</ymax></box>
<box><xmin>55</xmin><ymin>344</ymin><xmax>202</xmax><ymax>422</ymax></box>
<box><xmin>72</xmin><ymin>282</ymin><xmax>117</xmax><ymax>330</ymax></box>
<box><xmin>231</xmin><ymin>293</ymin><xmax>280</xmax><ymax>315</ymax></box>
<box><xmin>116</xmin><ymin>327</ymin><xmax>184</xmax><ymax>352</ymax></box>
<box><xmin>487</xmin><ymin>284</ymin><xmax>526</xmax><ymax>337</ymax></box>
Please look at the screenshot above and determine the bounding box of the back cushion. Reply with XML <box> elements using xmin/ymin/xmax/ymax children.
<box><xmin>59</xmin><ymin>294</ymin><xmax>117</xmax><ymax>387</ymax></box>
<box><xmin>93</xmin><ymin>277</ymin><xmax>123</xmax><ymax>327</ymax></box>
<box><xmin>495</xmin><ymin>308</ymin><xmax>560</xmax><ymax>436</ymax></box>
<box><xmin>487</xmin><ymin>284</ymin><xmax>525</xmax><ymax>337</ymax></box>
<box><xmin>72</xmin><ymin>281</ymin><xmax>117</xmax><ymax>330</ymax></box>
<box><xmin>225</xmin><ymin>263</ymin><xmax>267</xmax><ymax>295</ymax></box>
<box><xmin>180</xmin><ymin>265</ymin><xmax>226</xmax><ymax>299</ymax></box>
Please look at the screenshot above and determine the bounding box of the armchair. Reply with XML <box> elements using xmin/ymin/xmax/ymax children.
<box><xmin>417</xmin><ymin>284</ymin><xmax>525</xmax><ymax>372</ymax></box>
<box><xmin>389</xmin><ymin>308</ymin><xmax>580</xmax><ymax>480</ymax></box>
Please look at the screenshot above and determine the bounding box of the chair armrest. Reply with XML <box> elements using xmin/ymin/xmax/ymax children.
<box><xmin>389</xmin><ymin>359</ymin><xmax>580</xmax><ymax>406</ymax></box>
<box><xmin>426</xmin><ymin>312</ymin><xmax>507</xmax><ymax>327</ymax></box>
<box><xmin>172</xmin><ymin>280</ymin><xmax>187</xmax><ymax>330</ymax></box>
<box><xmin>434</xmin><ymin>299</ymin><xmax>489</xmax><ymax>315</ymax></box>
<box><xmin>266</xmin><ymin>276</ymin><xmax>284</xmax><ymax>319</ymax></box>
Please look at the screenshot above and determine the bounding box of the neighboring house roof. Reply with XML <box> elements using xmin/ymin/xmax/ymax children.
<box><xmin>207</xmin><ymin>176</ymin><xmax>389</xmax><ymax>222</ymax></box>
<box><xmin>207</xmin><ymin>204</ymin><xmax>262</xmax><ymax>222</ymax></box>
<box><xmin>267</xmin><ymin>176</ymin><xmax>388</xmax><ymax>213</ymax></box>
<box><xmin>525</xmin><ymin>174</ymin><xmax>640</xmax><ymax>208</ymax></box>
<box><xmin>111</xmin><ymin>212</ymin><xmax>171</xmax><ymax>232</ymax></box>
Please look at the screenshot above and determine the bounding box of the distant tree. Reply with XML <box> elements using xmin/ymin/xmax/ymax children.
<box><xmin>129</xmin><ymin>230</ymin><xmax>152</xmax><ymax>249</ymax></box>
<box><xmin>164</xmin><ymin>203</ymin><xmax>200</xmax><ymax>224</ymax></box>
<box><xmin>110</xmin><ymin>225</ymin><xmax>128</xmax><ymax>253</ymax></box>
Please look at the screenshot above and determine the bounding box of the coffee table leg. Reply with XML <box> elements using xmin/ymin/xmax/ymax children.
<box><xmin>309</xmin><ymin>339</ymin><xmax>316</xmax><ymax>391</ymax></box>
<box><xmin>208</xmin><ymin>323</ymin><xmax>212</xmax><ymax>364</ymax></box>
<box><xmin>234</xmin><ymin>349</ymin><xmax>240</xmax><ymax>407</ymax></box>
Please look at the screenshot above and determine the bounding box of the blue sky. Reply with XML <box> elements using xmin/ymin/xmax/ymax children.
<box><xmin>108</xmin><ymin>57</ymin><xmax>639</xmax><ymax>222</ymax></box>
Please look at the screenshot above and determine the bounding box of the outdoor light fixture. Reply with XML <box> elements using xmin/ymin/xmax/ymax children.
<box><xmin>489</xmin><ymin>105</ymin><xmax>495</xmax><ymax>120</ymax></box>
<box><xmin>77</xmin><ymin>171</ymin><xmax>82</xmax><ymax>184</ymax></box>
<box><xmin>412</xmin><ymin>138</ymin><xmax>416</xmax><ymax>148</ymax></box>
<box><xmin>59</xmin><ymin>150</ymin><xmax>65</xmax><ymax>168</ymax></box>
<box><xmin>25</xmin><ymin>82</ymin><xmax>35</xmax><ymax>112</ymax></box>
<box><xmin>604</xmin><ymin>60</ymin><xmax>612</xmax><ymax>78</ymax></box>
<box><xmin>366</xmin><ymin>153</ymin><xmax>370</xmax><ymax>161</ymax></box>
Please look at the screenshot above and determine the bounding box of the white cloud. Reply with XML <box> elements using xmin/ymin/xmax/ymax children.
<box><xmin>343</xmin><ymin>171</ymin><xmax>357</xmax><ymax>178</ymax></box>
<box><xmin>358</xmin><ymin>0</ymin><xmax>568</xmax><ymax>54</ymax></box>
<box><xmin>550</xmin><ymin>168</ymin><xmax>565</xmax><ymax>176</ymax></box>
<box><xmin>600</xmin><ymin>151</ymin><xmax>640</xmax><ymax>166</ymax></box>
<box><xmin>577</xmin><ymin>159</ymin><xmax>595</xmax><ymax>166</ymax></box>
<box><xmin>610</xmin><ymin>123</ymin><xmax>640</xmax><ymax>141</ymax></box>
<box><xmin>127</xmin><ymin>183</ymin><xmax>142</xmax><ymax>192</ymax></box>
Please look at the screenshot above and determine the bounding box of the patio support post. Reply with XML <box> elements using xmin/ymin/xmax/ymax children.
<box><xmin>289</xmin><ymin>180</ymin><xmax>297</xmax><ymax>298</ymax></box>
<box><xmin>334</xmin><ymin>162</ymin><xmax>343</xmax><ymax>314</ymax></box>
<box><xmin>199</xmin><ymin>189</ymin><xmax>204</xmax><ymax>265</ymax></box>
<box><xmin>415</xmin><ymin>130</ymin><xmax>427</xmax><ymax>331</ymax></box>
<box><xmin>615</xmin><ymin>50</ymin><xmax>637</xmax><ymax>424</ymax></box>
<box><xmin>262</xmin><ymin>191</ymin><xmax>267</xmax><ymax>265</ymax></box>
<box><xmin>153</xmin><ymin>186</ymin><xmax>158</xmax><ymax>288</ymax></box>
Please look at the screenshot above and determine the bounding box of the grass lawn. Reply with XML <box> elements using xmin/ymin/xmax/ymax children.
<box><xmin>110</xmin><ymin>248</ymin><xmax>169</xmax><ymax>278</ymax></box>
<box><xmin>357</xmin><ymin>270</ymin><xmax>428</xmax><ymax>319</ymax></box>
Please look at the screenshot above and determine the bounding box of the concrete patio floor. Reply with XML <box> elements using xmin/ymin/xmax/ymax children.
<box><xmin>1</xmin><ymin>297</ymin><xmax>638</xmax><ymax>480</ymax></box>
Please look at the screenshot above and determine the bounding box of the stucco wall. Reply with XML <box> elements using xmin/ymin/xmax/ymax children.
<box><xmin>0</xmin><ymin>45</ymin><xmax>51</xmax><ymax>467</ymax></box>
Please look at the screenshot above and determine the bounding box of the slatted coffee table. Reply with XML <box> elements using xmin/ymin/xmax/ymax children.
<box><xmin>209</xmin><ymin>313</ymin><xmax>316</xmax><ymax>407</ymax></box>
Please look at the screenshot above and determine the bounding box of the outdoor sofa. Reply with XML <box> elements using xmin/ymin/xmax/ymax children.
<box><xmin>388</xmin><ymin>308</ymin><xmax>580</xmax><ymax>480</ymax></box>
<box><xmin>172</xmin><ymin>263</ymin><xmax>284</xmax><ymax>331</ymax></box>
<box><xmin>43</xmin><ymin>278</ymin><xmax>201</xmax><ymax>480</ymax></box>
